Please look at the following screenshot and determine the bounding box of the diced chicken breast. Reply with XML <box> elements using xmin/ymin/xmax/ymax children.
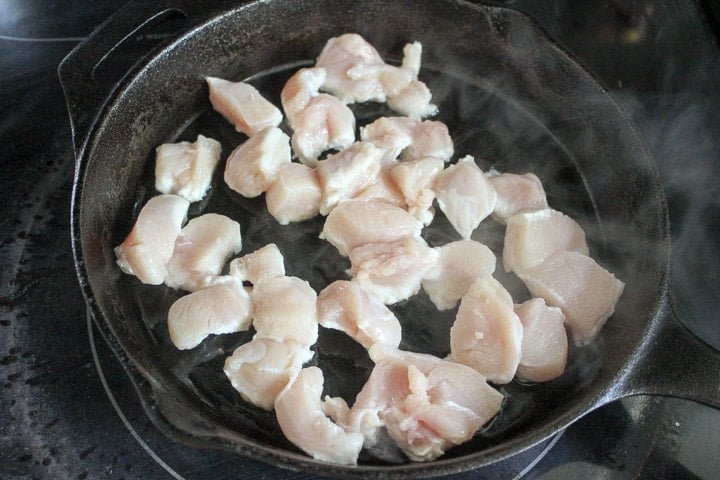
<box><xmin>352</xmin><ymin>162</ymin><xmax>407</xmax><ymax>208</ymax></box>
<box><xmin>345</xmin><ymin>345</ymin><xmax>503</xmax><ymax>461</ymax></box>
<box><xmin>115</xmin><ymin>194</ymin><xmax>190</xmax><ymax>285</ymax></box>
<box><xmin>316</xmin><ymin>142</ymin><xmax>383</xmax><ymax>215</ymax></box>
<box><xmin>154</xmin><ymin>135</ymin><xmax>222</xmax><ymax>202</ymax></box>
<box><xmin>316</xmin><ymin>33</ymin><xmax>387</xmax><ymax>104</ymax></box>
<box><xmin>422</xmin><ymin>239</ymin><xmax>497</xmax><ymax>311</ymax></box>
<box><xmin>488</xmin><ymin>172</ymin><xmax>548</xmax><ymax>223</ymax></box>
<box><xmin>514</xmin><ymin>298</ymin><xmax>568</xmax><ymax>382</ymax></box>
<box><xmin>280</xmin><ymin>67</ymin><xmax>326</xmax><ymax>125</ymax></box>
<box><xmin>320</xmin><ymin>199</ymin><xmax>423</xmax><ymax>257</ymax></box>
<box><xmin>224</xmin><ymin>126</ymin><xmax>291</xmax><ymax>198</ymax></box>
<box><xmin>390</xmin><ymin>156</ymin><xmax>444</xmax><ymax>224</ymax></box>
<box><xmin>349</xmin><ymin>236</ymin><xmax>439</xmax><ymax>304</ymax></box>
<box><xmin>251</xmin><ymin>276</ymin><xmax>318</xmax><ymax>348</ymax></box>
<box><xmin>386</xmin><ymin>79</ymin><xmax>437</xmax><ymax>119</ymax></box>
<box><xmin>206</xmin><ymin>77</ymin><xmax>282</xmax><ymax>136</ymax></box>
<box><xmin>360</xmin><ymin>116</ymin><xmax>416</xmax><ymax>162</ymax></box>
<box><xmin>265</xmin><ymin>162</ymin><xmax>322</xmax><ymax>224</ymax></box>
<box><xmin>503</xmin><ymin>208</ymin><xmax>589</xmax><ymax>274</ymax></box>
<box><xmin>450</xmin><ymin>275</ymin><xmax>523</xmax><ymax>384</ymax></box>
<box><xmin>401</xmin><ymin>41</ymin><xmax>422</xmax><ymax>76</ymax></box>
<box><xmin>229</xmin><ymin>243</ymin><xmax>285</xmax><ymax>284</ymax></box>
<box><xmin>402</xmin><ymin>120</ymin><xmax>453</xmax><ymax>163</ymax></box>
<box><xmin>164</xmin><ymin>213</ymin><xmax>242</xmax><ymax>292</ymax></box>
<box><xmin>167</xmin><ymin>282</ymin><xmax>252</xmax><ymax>350</ymax></box>
<box><xmin>317</xmin><ymin>280</ymin><xmax>401</xmax><ymax>349</ymax></box>
<box><xmin>291</xmin><ymin>93</ymin><xmax>357</xmax><ymax>165</ymax></box>
<box><xmin>224</xmin><ymin>336</ymin><xmax>314</xmax><ymax>410</ymax></box>
<box><xmin>434</xmin><ymin>156</ymin><xmax>497</xmax><ymax>239</ymax></box>
<box><xmin>275</xmin><ymin>367</ymin><xmax>365</xmax><ymax>465</ymax></box>
<box><xmin>517</xmin><ymin>250</ymin><xmax>625</xmax><ymax>345</ymax></box>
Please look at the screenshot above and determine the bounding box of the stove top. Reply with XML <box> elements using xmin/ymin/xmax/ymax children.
<box><xmin>1</xmin><ymin>1</ymin><xmax>719</xmax><ymax>479</ymax></box>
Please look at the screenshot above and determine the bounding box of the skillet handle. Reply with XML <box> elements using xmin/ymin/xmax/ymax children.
<box><xmin>617</xmin><ymin>296</ymin><xmax>720</xmax><ymax>409</ymax></box>
<box><xmin>58</xmin><ymin>0</ymin><xmax>241</xmax><ymax>156</ymax></box>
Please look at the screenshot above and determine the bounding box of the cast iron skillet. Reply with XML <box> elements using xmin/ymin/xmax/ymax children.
<box><xmin>59</xmin><ymin>0</ymin><xmax>720</xmax><ymax>477</ymax></box>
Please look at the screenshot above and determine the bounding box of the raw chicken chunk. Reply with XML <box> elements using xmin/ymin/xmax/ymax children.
<box><xmin>317</xmin><ymin>280</ymin><xmax>401</xmax><ymax>349</ymax></box>
<box><xmin>390</xmin><ymin>156</ymin><xmax>444</xmax><ymax>224</ymax></box>
<box><xmin>352</xmin><ymin>163</ymin><xmax>407</xmax><ymax>208</ymax></box>
<box><xmin>348</xmin><ymin>236</ymin><xmax>439</xmax><ymax>305</ymax></box>
<box><xmin>115</xmin><ymin>194</ymin><xmax>190</xmax><ymax>285</ymax></box>
<box><xmin>379</xmin><ymin>42</ymin><xmax>437</xmax><ymax>118</ymax></box>
<box><xmin>290</xmin><ymin>93</ymin><xmax>356</xmax><ymax>165</ymax></box>
<box><xmin>224</xmin><ymin>336</ymin><xmax>314</xmax><ymax>410</ymax></box>
<box><xmin>360</xmin><ymin>116</ymin><xmax>416</xmax><ymax>162</ymax></box>
<box><xmin>229</xmin><ymin>243</ymin><xmax>285</xmax><ymax>284</ymax></box>
<box><xmin>345</xmin><ymin>345</ymin><xmax>503</xmax><ymax>461</ymax></box>
<box><xmin>450</xmin><ymin>275</ymin><xmax>523</xmax><ymax>384</ymax></box>
<box><xmin>224</xmin><ymin>126</ymin><xmax>291</xmax><ymax>198</ymax></box>
<box><xmin>488</xmin><ymin>172</ymin><xmax>548</xmax><ymax>223</ymax></box>
<box><xmin>251</xmin><ymin>276</ymin><xmax>318</xmax><ymax>348</ymax></box>
<box><xmin>360</xmin><ymin>117</ymin><xmax>453</xmax><ymax>164</ymax></box>
<box><xmin>434</xmin><ymin>156</ymin><xmax>497</xmax><ymax>239</ymax></box>
<box><xmin>517</xmin><ymin>250</ymin><xmax>625</xmax><ymax>345</ymax></box>
<box><xmin>275</xmin><ymin>367</ymin><xmax>365</xmax><ymax>465</ymax></box>
<box><xmin>320</xmin><ymin>199</ymin><xmax>423</xmax><ymax>257</ymax></box>
<box><xmin>280</xmin><ymin>67</ymin><xmax>327</xmax><ymax>124</ymax></box>
<box><xmin>265</xmin><ymin>162</ymin><xmax>322</xmax><ymax>224</ymax></box>
<box><xmin>503</xmin><ymin>208</ymin><xmax>589</xmax><ymax>274</ymax></box>
<box><xmin>206</xmin><ymin>77</ymin><xmax>282</xmax><ymax>136</ymax></box>
<box><xmin>316</xmin><ymin>142</ymin><xmax>383</xmax><ymax>215</ymax></box>
<box><xmin>154</xmin><ymin>135</ymin><xmax>222</xmax><ymax>202</ymax></box>
<box><xmin>315</xmin><ymin>33</ymin><xmax>387</xmax><ymax>104</ymax></box>
<box><xmin>164</xmin><ymin>213</ymin><xmax>242</xmax><ymax>292</ymax></box>
<box><xmin>422</xmin><ymin>239</ymin><xmax>497</xmax><ymax>311</ymax></box>
<box><xmin>167</xmin><ymin>282</ymin><xmax>252</xmax><ymax>350</ymax></box>
<box><xmin>514</xmin><ymin>298</ymin><xmax>568</xmax><ymax>382</ymax></box>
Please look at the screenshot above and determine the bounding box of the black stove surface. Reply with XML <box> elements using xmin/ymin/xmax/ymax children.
<box><xmin>1</xmin><ymin>1</ymin><xmax>719</xmax><ymax>479</ymax></box>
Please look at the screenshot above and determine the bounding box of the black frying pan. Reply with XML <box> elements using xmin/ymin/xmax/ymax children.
<box><xmin>59</xmin><ymin>0</ymin><xmax>720</xmax><ymax>478</ymax></box>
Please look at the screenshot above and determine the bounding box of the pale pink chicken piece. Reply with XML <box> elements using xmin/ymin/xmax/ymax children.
<box><xmin>517</xmin><ymin>250</ymin><xmax>625</xmax><ymax>345</ymax></box>
<box><xmin>164</xmin><ymin>213</ymin><xmax>242</xmax><ymax>292</ymax></box>
<box><xmin>352</xmin><ymin>162</ymin><xmax>407</xmax><ymax>208</ymax></box>
<box><xmin>154</xmin><ymin>135</ymin><xmax>222</xmax><ymax>202</ymax></box>
<box><xmin>360</xmin><ymin>116</ymin><xmax>416</xmax><ymax>162</ymax></box>
<box><xmin>275</xmin><ymin>367</ymin><xmax>365</xmax><ymax>465</ymax></box>
<box><xmin>400</xmin><ymin>120</ymin><xmax>453</xmax><ymax>163</ymax></box>
<box><xmin>224</xmin><ymin>336</ymin><xmax>314</xmax><ymax>410</ymax></box>
<box><xmin>206</xmin><ymin>77</ymin><xmax>282</xmax><ymax>136</ymax></box>
<box><xmin>316</xmin><ymin>142</ymin><xmax>383</xmax><ymax>215</ymax></box>
<box><xmin>115</xmin><ymin>194</ymin><xmax>190</xmax><ymax>285</ymax></box>
<box><xmin>360</xmin><ymin>117</ymin><xmax>453</xmax><ymax>164</ymax></box>
<box><xmin>291</xmin><ymin>93</ymin><xmax>357</xmax><ymax>166</ymax></box>
<box><xmin>421</xmin><ymin>239</ymin><xmax>497</xmax><ymax>311</ymax></box>
<box><xmin>280</xmin><ymin>67</ymin><xmax>326</xmax><ymax>125</ymax></box>
<box><xmin>503</xmin><ymin>208</ymin><xmax>589</xmax><ymax>274</ymax></box>
<box><xmin>378</xmin><ymin>42</ymin><xmax>437</xmax><ymax>118</ymax></box>
<box><xmin>390</xmin><ymin>156</ymin><xmax>445</xmax><ymax>224</ymax></box>
<box><xmin>265</xmin><ymin>162</ymin><xmax>322</xmax><ymax>224</ymax></box>
<box><xmin>315</xmin><ymin>33</ymin><xmax>387</xmax><ymax>104</ymax></box>
<box><xmin>229</xmin><ymin>243</ymin><xmax>285</xmax><ymax>284</ymax></box>
<box><xmin>348</xmin><ymin>236</ymin><xmax>439</xmax><ymax>305</ymax></box>
<box><xmin>450</xmin><ymin>275</ymin><xmax>523</xmax><ymax>384</ymax></box>
<box><xmin>251</xmin><ymin>276</ymin><xmax>318</xmax><ymax>348</ymax></box>
<box><xmin>167</xmin><ymin>282</ymin><xmax>252</xmax><ymax>350</ymax></box>
<box><xmin>488</xmin><ymin>172</ymin><xmax>548</xmax><ymax>223</ymax></box>
<box><xmin>343</xmin><ymin>345</ymin><xmax>503</xmax><ymax>461</ymax></box>
<box><xmin>434</xmin><ymin>156</ymin><xmax>497</xmax><ymax>239</ymax></box>
<box><xmin>224</xmin><ymin>126</ymin><xmax>291</xmax><ymax>198</ymax></box>
<box><xmin>317</xmin><ymin>280</ymin><xmax>401</xmax><ymax>349</ymax></box>
<box><xmin>514</xmin><ymin>298</ymin><xmax>568</xmax><ymax>382</ymax></box>
<box><xmin>320</xmin><ymin>199</ymin><xmax>423</xmax><ymax>257</ymax></box>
